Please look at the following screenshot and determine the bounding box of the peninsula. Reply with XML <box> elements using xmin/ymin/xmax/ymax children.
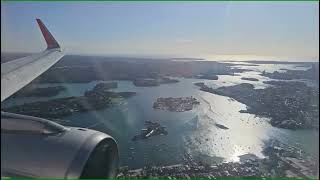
<box><xmin>133</xmin><ymin>77</ymin><xmax>179</xmax><ymax>87</ymax></box>
<box><xmin>11</xmin><ymin>86</ymin><xmax>65</xmax><ymax>98</ymax></box>
<box><xmin>4</xmin><ymin>82</ymin><xmax>136</xmax><ymax>118</ymax></box>
<box><xmin>194</xmin><ymin>82</ymin><xmax>319</xmax><ymax>129</ymax></box>
<box><xmin>261</xmin><ymin>64</ymin><xmax>319</xmax><ymax>83</ymax></box>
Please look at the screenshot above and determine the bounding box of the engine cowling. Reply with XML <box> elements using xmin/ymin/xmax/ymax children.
<box><xmin>1</xmin><ymin>112</ymin><xmax>119</xmax><ymax>179</ymax></box>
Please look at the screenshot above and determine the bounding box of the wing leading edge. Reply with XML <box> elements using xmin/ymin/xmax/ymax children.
<box><xmin>1</xmin><ymin>19</ymin><xmax>64</xmax><ymax>102</ymax></box>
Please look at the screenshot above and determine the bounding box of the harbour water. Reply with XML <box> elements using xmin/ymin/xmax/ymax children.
<box><xmin>2</xmin><ymin>62</ymin><xmax>318</xmax><ymax>168</ymax></box>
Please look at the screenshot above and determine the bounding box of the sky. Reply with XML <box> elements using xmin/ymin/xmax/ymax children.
<box><xmin>1</xmin><ymin>2</ymin><xmax>319</xmax><ymax>61</ymax></box>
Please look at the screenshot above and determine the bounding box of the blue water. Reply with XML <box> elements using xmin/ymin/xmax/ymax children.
<box><xmin>2</xmin><ymin>63</ymin><xmax>318</xmax><ymax>168</ymax></box>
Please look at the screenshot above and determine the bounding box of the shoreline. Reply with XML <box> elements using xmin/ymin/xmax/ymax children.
<box><xmin>117</xmin><ymin>140</ymin><xmax>318</xmax><ymax>179</ymax></box>
<box><xmin>194</xmin><ymin>81</ymin><xmax>319</xmax><ymax>130</ymax></box>
<box><xmin>2</xmin><ymin>82</ymin><xmax>136</xmax><ymax>118</ymax></box>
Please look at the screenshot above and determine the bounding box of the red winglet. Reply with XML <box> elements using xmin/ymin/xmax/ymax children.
<box><xmin>36</xmin><ymin>19</ymin><xmax>60</xmax><ymax>49</ymax></box>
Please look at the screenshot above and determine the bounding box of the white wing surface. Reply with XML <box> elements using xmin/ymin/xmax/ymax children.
<box><xmin>1</xmin><ymin>19</ymin><xmax>64</xmax><ymax>102</ymax></box>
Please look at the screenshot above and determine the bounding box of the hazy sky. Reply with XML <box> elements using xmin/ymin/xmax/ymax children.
<box><xmin>1</xmin><ymin>2</ymin><xmax>319</xmax><ymax>61</ymax></box>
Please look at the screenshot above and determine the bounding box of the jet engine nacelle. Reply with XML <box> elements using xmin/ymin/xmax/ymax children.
<box><xmin>1</xmin><ymin>112</ymin><xmax>119</xmax><ymax>179</ymax></box>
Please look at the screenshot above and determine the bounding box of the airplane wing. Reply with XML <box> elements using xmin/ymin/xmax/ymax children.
<box><xmin>1</xmin><ymin>19</ymin><xmax>119</xmax><ymax>179</ymax></box>
<box><xmin>1</xmin><ymin>19</ymin><xmax>64</xmax><ymax>102</ymax></box>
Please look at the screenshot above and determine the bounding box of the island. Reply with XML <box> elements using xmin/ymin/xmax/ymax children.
<box><xmin>11</xmin><ymin>86</ymin><xmax>66</xmax><ymax>98</ymax></box>
<box><xmin>132</xmin><ymin>121</ymin><xmax>168</xmax><ymax>141</ymax></box>
<box><xmin>194</xmin><ymin>82</ymin><xmax>319</xmax><ymax>129</ymax></box>
<box><xmin>3</xmin><ymin>83</ymin><xmax>136</xmax><ymax>118</ymax></box>
<box><xmin>241</xmin><ymin>77</ymin><xmax>259</xmax><ymax>81</ymax></box>
<box><xmin>153</xmin><ymin>96</ymin><xmax>200</xmax><ymax>112</ymax></box>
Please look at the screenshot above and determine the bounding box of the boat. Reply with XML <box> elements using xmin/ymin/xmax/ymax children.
<box><xmin>215</xmin><ymin>123</ymin><xmax>229</xmax><ymax>130</ymax></box>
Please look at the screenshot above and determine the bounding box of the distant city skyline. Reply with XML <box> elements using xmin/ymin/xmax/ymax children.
<box><xmin>1</xmin><ymin>2</ymin><xmax>319</xmax><ymax>61</ymax></box>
